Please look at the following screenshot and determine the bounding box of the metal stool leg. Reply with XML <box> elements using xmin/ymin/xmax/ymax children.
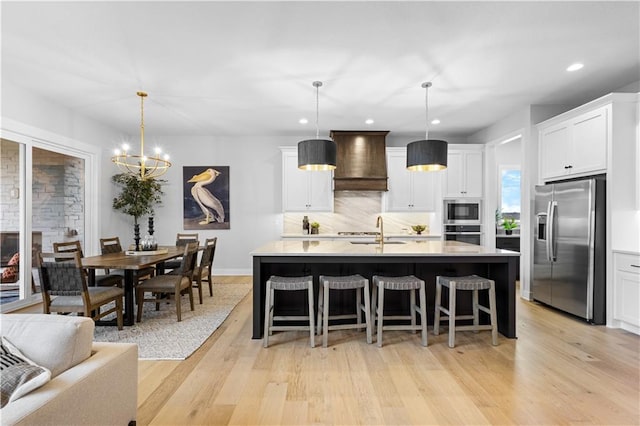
<box><xmin>263</xmin><ymin>280</ymin><xmax>272</xmax><ymax>348</ymax></box>
<box><xmin>307</xmin><ymin>281</ymin><xmax>316</xmax><ymax>348</ymax></box>
<box><xmin>363</xmin><ymin>283</ymin><xmax>372</xmax><ymax>344</ymax></box>
<box><xmin>376</xmin><ymin>281</ymin><xmax>385</xmax><ymax>348</ymax></box>
<box><xmin>419</xmin><ymin>282</ymin><xmax>428</xmax><ymax>347</ymax></box>
<box><xmin>434</xmin><ymin>278</ymin><xmax>442</xmax><ymax>335</ymax></box>
<box><xmin>489</xmin><ymin>283</ymin><xmax>498</xmax><ymax>346</ymax></box>
<box><xmin>448</xmin><ymin>282</ymin><xmax>456</xmax><ymax>348</ymax></box>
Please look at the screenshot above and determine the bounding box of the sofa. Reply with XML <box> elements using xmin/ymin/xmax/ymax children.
<box><xmin>0</xmin><ymin>314</ymin><xmax>137</xmax><ymax>425</ymax></box>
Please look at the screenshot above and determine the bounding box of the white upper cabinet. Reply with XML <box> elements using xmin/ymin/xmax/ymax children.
<box><xmin>444</xmin><ymin>149</ymin><xmax>483</xmax><ymax>198</ymax></box>
<box><xmin>539</xmin><ymin>106</ymin><xmax>608</xmax><ymax>181</ymax></box>
<box><xmin>281</xmin><ymin>147</ymin><xmax>333</xmax><ymax>212</ymax></box>
<box><xmin>384</xmin><ymin>148</ymin><xmax>440</xmax><ymax>212</ymax></box>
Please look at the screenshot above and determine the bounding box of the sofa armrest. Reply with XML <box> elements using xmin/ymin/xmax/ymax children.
<box><xmin>2</xmin><ymin>342</ymin><xmax>138</xmax><ymax>426</ymax></box>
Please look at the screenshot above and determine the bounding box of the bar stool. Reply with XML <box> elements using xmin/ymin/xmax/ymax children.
<box><xmin>434</xmin><ymin>275</ymin><xmax>498</xmax><ymax>348</ymax></box>
<box><xmin>316</xmin><ymin>274</ymin><xmax>372</xmax><ymax>347</ymax></box>
<box><xmin>371</xmin><ymin>275</ymin><xmax>428</xmax><ymax>347</ymax></box>
<box><xmin>263</xmin><ymin>275</ymin><xmax>315</xmax><ymax>348</ymax></box>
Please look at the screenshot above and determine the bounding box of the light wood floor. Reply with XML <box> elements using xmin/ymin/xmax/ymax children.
<box><xmin>134</xmin><ymin>276</ymin><xmax>639</xmax><ymax>425</ymax></box>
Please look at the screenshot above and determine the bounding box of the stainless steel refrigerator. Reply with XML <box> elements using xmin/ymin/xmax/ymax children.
<box><xmin>533</xmin><ymin>177</ymin><xmax>606</xmax><ymax>324</ymax></box>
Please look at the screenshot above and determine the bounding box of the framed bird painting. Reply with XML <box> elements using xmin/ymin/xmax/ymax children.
<box><xmin>183</xmin><ymin>166</ymin><xmax>230</xmax><ymax>230</ymax></box>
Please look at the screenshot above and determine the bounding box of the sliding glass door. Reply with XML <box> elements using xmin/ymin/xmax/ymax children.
<box><xmin>0</xmin><ymin>137</ymin><xmax>90</xmax><ymax>309</ymax></box>
<box><xmin>0</xmin><ymin>139</ymin><xmax>25</xmax><ymax>304</ymax></box>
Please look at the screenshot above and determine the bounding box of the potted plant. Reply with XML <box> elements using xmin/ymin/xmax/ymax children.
<box><xmin>112</xmin><ymin>173</ymin><xmax>164</xmax><ymax>250</ymax></box>
<box><xmin>310</xmin><ymin>222</ymin><xmax>320</xmax><ymax>234</ymax></box>
<box><xmin>502</xmin><ymin>218</ymin><xmax>518</xmax><ymax>235</ymax></box>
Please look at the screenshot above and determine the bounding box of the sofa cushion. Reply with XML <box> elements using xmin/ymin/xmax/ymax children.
<box><xmin>0</xmin><ymin>336</ymin><xmax>51</xmax><ymax>407</ymax></box>
<box><xmin>0</xmin><ymin>314</ymin><xmax>94</xmax><ymax>378</ymax></box>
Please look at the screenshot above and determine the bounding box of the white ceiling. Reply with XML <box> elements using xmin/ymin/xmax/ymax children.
<box><xmin>2</xmin><ymin>1</ymin><xmax>639</xmax><ymax>140</ymax></box>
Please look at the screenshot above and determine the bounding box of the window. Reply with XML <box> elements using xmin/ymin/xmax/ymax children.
<box><xmin>500</xmin><ymin>167</ymin><xmax>521</xmax><ymax>221</ymax></box>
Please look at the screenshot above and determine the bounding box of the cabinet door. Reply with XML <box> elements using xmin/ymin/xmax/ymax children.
<box><xmin>540</xmin><ymin>124</ymin><xmax>571</xmax><ymax>180</ymax></box>
<box><xmin>570</xmin><ymin>107</ymin><xmax>608</xmax><ymax>175</ymax></box>
<box><xmin>385</xmin><ymin>151</ymin><xmax>413</xmax><ymax>211</ymax></box>
<box><xmin>614</xmin><ymin>270</ymin><xmax>640</xmax><ymax>328</ymax></box>
<box><xmin>445</xmin><ymin>152</ymin><xmax>464</xmax><ymax>197</ymax></box>
<box><xmin>282</xmin><ymin>151</ymin><xmax>311</xmax><ymax>211</ymax></box>
<box><xmin>308</xmin><ymin>170</ymin><xmax>333</xmax><ymax>211</ymax></box>
<box><xmin>411</xmin><ymin>169</ymin><xmax>438</xmax><ymax>211</ymax></box>
<box><xmin>463</xmin><ymin>151</ymin><xmax>483</xmax><ymax>198</ymax></box>
<box><xmin>614</xmin><ymin>253</ymin><xmax>640</xmax><ymax>330</ymax></box>
<box><xmin>282</xmin><ymin>150</ymin><xmax>333</xmax><ymax>212</ymax></box>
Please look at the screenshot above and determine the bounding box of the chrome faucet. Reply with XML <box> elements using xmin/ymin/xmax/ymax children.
<box><xmin>375</xmin><ymin>215</ymin><xmax>384</xmax><ymax>245</ymax></box>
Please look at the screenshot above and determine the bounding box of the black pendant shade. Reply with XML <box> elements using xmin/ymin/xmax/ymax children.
<box><xmin>298</xmin><ymin>138</ymin><xmax>337</xmax><ymax>171</ymax></box>
<box><xmin>406</xmin><ymin>139</ymin><xmax>448</xmax><ymax>171</ymax></box>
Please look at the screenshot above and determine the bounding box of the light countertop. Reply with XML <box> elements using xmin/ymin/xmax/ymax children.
<box><xmin>252</xmin><ymin>239</ymin><xmax>520</xmax><ymax>257</ymax></box>
<box><xmin>281</xmin><ymin>233</ymin><xmax>442</xmax><ymax>239</ymax></box>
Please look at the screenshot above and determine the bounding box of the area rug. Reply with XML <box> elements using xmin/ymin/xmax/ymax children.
<box><xmin>93</xmin><ymin>282</ymin><xmax>251</xmax><ymax>360</ymax></box>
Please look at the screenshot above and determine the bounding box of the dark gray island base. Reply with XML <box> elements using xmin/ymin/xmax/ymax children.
<box><xmin>251</xmin><ymin>240</ymin><xmax>519</xmax><ymax>340</ymax></box>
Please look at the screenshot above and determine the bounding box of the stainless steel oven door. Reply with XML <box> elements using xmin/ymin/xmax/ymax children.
<box><xmin>444</xmin><ymin>232</ymin><xmax>482</xmax><ymax>246</ymax></box>
<box><xmin>444</xmin><ymin>200</ymin><xmax>482</xmax><ymax>224</ymax></box>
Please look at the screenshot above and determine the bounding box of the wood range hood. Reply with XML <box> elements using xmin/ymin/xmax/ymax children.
<box><xmin>331</xmin><ymin>130</ymin><xmax>389</xmax><ymax>191</ymax></box>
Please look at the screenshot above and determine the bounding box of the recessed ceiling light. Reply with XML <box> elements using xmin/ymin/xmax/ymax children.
<box><xmin>431</xmin><ymin>119</ymin><xmax>441</xmax><ymax>125</ymax></box>
<box><xmin>566</xmin><ymin>63</ymin><xmax>584</xmax><ymax>72</ymax></box>
<box><xmin>365</xmin><ymin>118</ymin><xmax>374</xmax><ymax>125</ymax></box>
<box><xmin>299</xmin><ymin>118</ymin><xmax>308</xmax><ymax>124</ymax></box>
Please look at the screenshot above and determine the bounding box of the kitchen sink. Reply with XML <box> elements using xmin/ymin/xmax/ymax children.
<box><xmin>350</xmin><ymin>241</ymin><xmax>407</xmax><ymax>245</ymax></box>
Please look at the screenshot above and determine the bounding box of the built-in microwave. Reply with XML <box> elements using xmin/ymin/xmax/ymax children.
<box><xmin>444</xmin><ymin>199</ymin><xmax>482</xmax><ymax>224</ymax></box>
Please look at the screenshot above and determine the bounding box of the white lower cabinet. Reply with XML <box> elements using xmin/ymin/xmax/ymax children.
<box><xmin>613</xmin><ymin>251</ymin><xmax>640</xmax><ymax>334</ymax></box>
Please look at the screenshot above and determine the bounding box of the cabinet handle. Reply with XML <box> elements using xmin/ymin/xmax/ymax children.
<box><xmin>631</xmin><ymin>264</ymin><xmax>640</xmax><ymax>268</ymax></box>
<box><xmin>564</xmin><ymin>165</ymin><xmax>573</xmax><ymax>170</ymax></box>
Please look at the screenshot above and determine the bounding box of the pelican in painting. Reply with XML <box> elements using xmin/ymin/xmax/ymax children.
<box><xmin>187</xmin><ymin>168</ymin><xmax>225</xmax><ymax>225</ymax></box>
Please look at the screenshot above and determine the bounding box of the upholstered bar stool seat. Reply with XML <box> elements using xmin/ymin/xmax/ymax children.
<box><xmin>316</xmin><ymin>274</ymin><xmax>372</xmax><ymax>347</ymax></box>
<box><xmin>263</xmin><ymin>275</ymin><xmax>315</xmax><ymax>348</ymax></box>
<box><xmin>434</xmin><ymin>274</ymin><xmax>498</xmax><ymax>348</ymax></box>
<box><xmin>371</xmin><ymin>275</ymin><xmax>428</xmax><ymax>348</ymax></box>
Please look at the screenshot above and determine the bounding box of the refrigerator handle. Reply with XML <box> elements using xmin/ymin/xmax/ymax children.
<box><xmin>545</xmin><ymin>201</ymin><xmax>552</xmax><ymax>261</ymax></box>
<box><xmin>548</xmin><ymin>201</ymin><xmax>558</xmax><ymax>261</ymax></box>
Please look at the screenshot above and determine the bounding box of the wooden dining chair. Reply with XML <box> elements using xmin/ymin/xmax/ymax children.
<box><xmin>53</xmin><ymin>240</ymin><xmax>123</xmax><ymax>287</ymax></box>
<box><xmin>136</xmin><ymin>241</ymin><xmax>199</xmax><ymax>322</ymax></box>
<box><xmin>39</xmin><ymin>251</ymin><xmax>124</xmax><ymax>329</ymax></box>
<box><xmin>99</xmin><ymin>236</ymin><xmax>155</xmax><ymax>283</ymax></box>
<box><xmin>192</xmin><ymin>237</ymin><xmax>217</xmax><ymax>304</ymax></box>
<box><xmin>164</xmin><ymin>233</ymin><xmax>199</xmax><ymax>271</ymax></box>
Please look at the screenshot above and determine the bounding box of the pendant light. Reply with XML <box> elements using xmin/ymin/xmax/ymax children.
<box><xmin>298</xmin><ymin>81</ymin><xmax>337</xmax><ymax>171</ymax></box>
<box><xmin>406</xmin><ymin>82</ymin><xmax>447</xmax><ymax>171</ymax></box>
<box><xmin>112</xmin><ymin>92</ymin><xmax>171</xmax><ymax>180</ymax></box>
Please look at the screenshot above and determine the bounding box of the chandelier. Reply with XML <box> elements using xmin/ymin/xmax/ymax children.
<box><xmin>112</xmin><ymin>91</ymin><xmax>171</xmax><ymax>180</ymax></box>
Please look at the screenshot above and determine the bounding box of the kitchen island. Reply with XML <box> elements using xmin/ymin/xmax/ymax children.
<box><xmin>251</xmin><ymin>240</ymin><xmax>519</xmax><ymax>340</ymax></box>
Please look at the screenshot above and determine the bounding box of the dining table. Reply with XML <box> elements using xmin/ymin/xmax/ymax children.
<box><xmin>81</xmin><ymin>246</ymin><xmax>186</xmax><ymax>326</ymax></box>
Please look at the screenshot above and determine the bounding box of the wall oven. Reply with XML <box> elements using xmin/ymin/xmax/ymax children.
<box><xmin>444</xmin><ymin>199</ymin><xmax>482</xmax><ymax>224</ymax></box>
<box><xmin>444</xmin><ymin>225</ymin><xmax>483</xmax><ymax>246</ymax></box>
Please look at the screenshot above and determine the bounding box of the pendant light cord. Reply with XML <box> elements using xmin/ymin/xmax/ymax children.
<box><xmin>423</xmin><ymin>82</ymin><xmax>431</xmax><ymax>140</ymax></box>
<box><xmin>313</xmin><ymin>81</ymin><xmax>322</xmax><ymax>139</ymax></box>
<box><xmin>316</xmin><ymin>84</ymin><xmax>320</xmax><ymax>139</ymax></box>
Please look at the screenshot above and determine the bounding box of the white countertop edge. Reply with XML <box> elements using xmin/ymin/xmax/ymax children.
<box><xmin>252</xmin><ymin>240</ymin><xmax>520</xmax><ymax>257</ymax></box>
<box><xmin>281</xmin><ymin>233</ymin><xmax>442</xmax><ymax>239</ymax></box>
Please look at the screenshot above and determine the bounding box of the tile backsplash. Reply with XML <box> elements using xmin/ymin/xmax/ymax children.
<box><xmin>283</xmin><ymin>191</ymin><xmax>442</xmax><ymax>235</ymax></box>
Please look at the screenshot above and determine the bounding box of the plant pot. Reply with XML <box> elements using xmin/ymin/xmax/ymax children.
<box><xmin>505</xmin><ymin>230</ymin><xmax>513</xmax><ymax>235</ymax></box>
<box><xmin>310</xmin><ymin>228</ymin><xmax>319</xmax><ymax>234</ymax></box>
